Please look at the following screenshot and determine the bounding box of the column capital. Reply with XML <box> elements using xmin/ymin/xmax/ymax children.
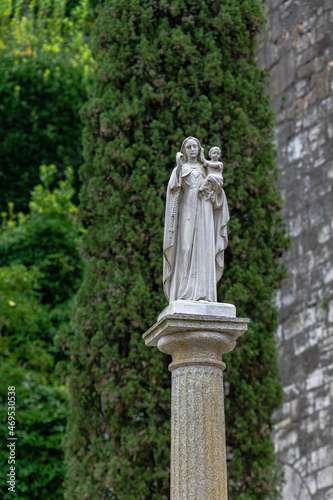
<box><xmin>143</xmin><ymin>302</ymin><xmax>249</xmax><ymax>372</ymax></box>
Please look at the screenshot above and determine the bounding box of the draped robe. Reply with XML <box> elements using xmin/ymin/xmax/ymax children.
<box><xmin>163</xmin><ymin>162</ymin><xmax>229</xmax><ymax>303</ymax></box>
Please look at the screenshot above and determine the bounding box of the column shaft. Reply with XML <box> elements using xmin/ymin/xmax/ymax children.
<box><xmin>171</xmin><ymin>365</ymin><xmax>227</xmax><ymax>500</ymax></box>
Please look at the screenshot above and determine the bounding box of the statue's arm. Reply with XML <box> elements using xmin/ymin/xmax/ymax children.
<box><xmin>169</xmin><ymin>165</ymin><xmax>182</xmax><ymax>191</ymax></box>
<box><xmin>204</xmin><ymin>159</ymin><xmax>223</xmax><ymax>171</ymax></box>
<box><xmin>176</xmin><ymin>152</ymin><xmax>183</xmax><ymax>170</ymax></box>
<box><xmin>168</xmin><ymin>152</ymin><xmax>183</xmax><ymax>191</ymax></box>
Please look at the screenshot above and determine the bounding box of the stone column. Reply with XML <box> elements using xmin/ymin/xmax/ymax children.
<box><xmin>143</xmin><ymin>301</ymin><xmax>249</xmax><ymax>500</ymax></box>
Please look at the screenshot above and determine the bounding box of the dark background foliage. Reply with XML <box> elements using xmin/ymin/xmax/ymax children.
<box><xmin>0</xmin><ymin>1</ymin><xmax>92</xmax><ymax>498</ymax></box>
<box><xmin>0</xmin><ymin>50</ymin><xmax>86</xmax><ymax>213</ymax></box>
<box><xmin>63</xmin><ymin>0</ymin><xmax>289</xmax><ymax>499</ymax></box>
<box><xmin>0</xmin><ymin>167</ymin><xmax>82</xmax><ymax>498</ymax></box>
<box><xmin>0</xmin><ymin>0</ymin><xmax>95</xmax><ymax>214</ymax></box>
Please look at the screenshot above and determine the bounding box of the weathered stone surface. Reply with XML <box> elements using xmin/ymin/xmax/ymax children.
<box><xmin>282</xmin><ymin>465</ymin><xmax>311</xmax><ymax>500</ymax></box>
<box><xmin>315</xmin><ymin>71</ymin><xmax>330</xmax><ymax>98</ymax></box>
<box><xmin>143</xmin><ymin>307</ymin><xmax>249</xmax><ymax>500</ymax></box>
<box><xmin>143</xmin><ymin>312</ymin><xmax>249</xmax><ymax>352</ymax></box>
<box><xmin>171</xmin><ymin>366</ymin><xmax>227</xmax><ymax>499</ymax></box>
<box><xmin>259</xmin><ymin>1</ymin><xmax>333</xmax><ymax>499</ymax></box>
<box><xmin>163</xmin><ymin>137</ymin><xmax>229</xmax><ymax>304</ymax></box>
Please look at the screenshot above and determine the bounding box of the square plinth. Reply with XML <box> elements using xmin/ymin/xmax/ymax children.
<box><xmin>158</xmin><ymin>300</ymin><xmax>236</xmax><ymax>322</ymax></box>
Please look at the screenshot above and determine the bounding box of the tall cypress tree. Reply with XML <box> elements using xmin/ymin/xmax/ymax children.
<box><xmin>64</xmin><ymin>1</ymin><xmax>289</xmax><ymax>498</ymax></box>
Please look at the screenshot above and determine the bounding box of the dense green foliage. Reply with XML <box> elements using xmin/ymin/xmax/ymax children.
<box><xmin>64</xmin><ymin>0</ymin><xmax>289</xmax><ymax>499</ymax></box>
<box><xmin>0</xmin><ymin>168</ymin><xmax>82</xmax><ymax>307</ymax></box>
<box><xmin>0</xmin><ymin>2</ymin><xmax>95</xmax><ymax>497</ymax></box>
<box><xmin>0</xmin><ymin>0</ymin><xmax>93</xmax><ymax>212</ymax></box>
<box><xmin>0</xmin><ymin>167</ymin><xmax>82</xmax><ymax>498</ymax></box>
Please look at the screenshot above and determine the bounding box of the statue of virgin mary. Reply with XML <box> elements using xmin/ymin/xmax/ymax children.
<box><xmin>163</xmin><ymin>136</ymin><xmax>229</xmax><ymax>303</ymax></box>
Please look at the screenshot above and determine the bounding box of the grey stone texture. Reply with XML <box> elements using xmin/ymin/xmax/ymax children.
<box><xmin>163</xmin><ymin>137</ymin><xmax>229</xmax><ymax>304</ymax></box>
<box><xmin>258</xmin><ymin>1</ymin><xmax>333</xmax><ymax>499</ymax></box>
<box><xmin>171</xmin><ymin>366</ymin><xmax>227</xmax><ymax>499</ymax></box>
<box><xmin>143</xmin><ymin>304</ymin><xmax>249</xmax><ymax>499</ymax></box>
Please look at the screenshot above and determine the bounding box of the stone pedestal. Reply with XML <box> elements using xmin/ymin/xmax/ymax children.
<box><xmin>143</xmin><ymin>301</ymin><xmax>249</xmax><ymax>500</ymax></box>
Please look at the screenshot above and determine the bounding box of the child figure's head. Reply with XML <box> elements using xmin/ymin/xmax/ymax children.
<box><xmin>208</xmin><ymin>146</ymin><xmax>221</xmax><ymax>162</ymax></box>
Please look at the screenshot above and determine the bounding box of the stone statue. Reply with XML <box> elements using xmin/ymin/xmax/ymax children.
<box><xmin>163</xmin><ymin>136</ymin><xmax>229</xmax><ymax>303</ymax></box>
<box><xmin>199</xmin><ymin>146</ymin><xmax>224</xmax><ymax>205</ymax></box>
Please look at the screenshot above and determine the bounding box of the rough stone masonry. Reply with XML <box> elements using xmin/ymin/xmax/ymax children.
<box><xmin>257</xmin><ymin>0</ymin><xmax>333</xmax><ymax>498</ymax></box>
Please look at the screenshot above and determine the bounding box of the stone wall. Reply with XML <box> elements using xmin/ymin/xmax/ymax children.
<box><xmin>257</xmin><ymin>0</ymin><xmax>333</xmax><ymax>498</ymax></box>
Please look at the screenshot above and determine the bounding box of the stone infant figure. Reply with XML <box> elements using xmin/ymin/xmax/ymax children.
<box><xmin>198</xmin><ymin>146</ymin><xmax>224</xmax><ymax>204</ymax></box>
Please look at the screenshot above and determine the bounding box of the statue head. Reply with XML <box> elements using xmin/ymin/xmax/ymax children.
<box><xmin>180</xmin><ymin>136</ymin><xmax>203</xmax><ymax>163</ymax></box>
<box><xmin>208</xmin><ymin>146</ymin><xmax>221</xmax><ymax>161</ymax></box>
